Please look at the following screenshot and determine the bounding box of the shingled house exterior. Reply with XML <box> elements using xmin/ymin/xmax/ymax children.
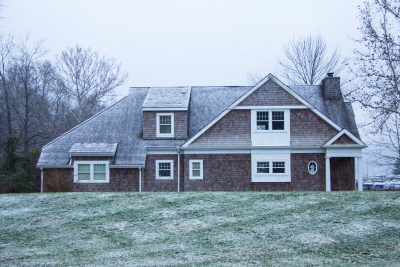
<box><xmin>37</xmin><ymin>74</ymin><xmax>366</xmax><ymax>192</ymax></box>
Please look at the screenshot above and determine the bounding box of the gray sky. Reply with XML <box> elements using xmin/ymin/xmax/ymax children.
<box><xmin>4</xmin><ymin>0</ymin><xmax>385</xmax><ymax>175</ymax></box>
<box><xmin>1</xmin><ymin>0</ymin><xmax>362</xmax><ymax>93</ymax></box>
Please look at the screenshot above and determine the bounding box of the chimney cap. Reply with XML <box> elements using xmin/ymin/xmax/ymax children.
<box><xmin>327</xmin><ymin>72</ymin><xmax>334</xmax><ymax>77</ymax></box>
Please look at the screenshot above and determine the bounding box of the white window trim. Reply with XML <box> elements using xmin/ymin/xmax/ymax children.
<box><xmin>156</xmin><ymin>113</ymin><xmax>174</xmax><ymax>138</ymax></box>
<box><xmin>189</xmin><ymin>160</ymin><xmax>203</xmax><ymax>180</ymax></box>
<box><xmin>255</xmin><ymin>110</ymin><xmax>287</xmax><ymax>133</ymax></box>
<box><xmin>251</xmin><ymin>151</ymin><xmax>291</xmax><ymax>182</ymax></box>
<box><xmin>308</xmin><ymin>161</ymin><xmax>318</xmax><ymax>175</ymax></box>
<box><xmin>156</xmin><ymin>160</ymin><xmax>174</xmax><ymax>180</ymax></box>
<box><xmin>254</xmin><ymin>160</ymin><xmax>288</xmax><ymax>176</ymax></box>
<box><xmin>73</xmin><ymin>161</ymin><xmax>110</xmax><ymax>183</ymax></box>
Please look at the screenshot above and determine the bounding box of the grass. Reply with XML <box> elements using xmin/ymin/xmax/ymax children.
<box><xmin>1</xmin><ymin>192</ymin><xmax>400</xmax><ymax>266</ymax></box>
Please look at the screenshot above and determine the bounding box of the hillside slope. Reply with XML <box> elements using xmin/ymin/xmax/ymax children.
<box><xmin>1</xmin><ymin>192</ymin><xmax>399</xmax><ymax>266</ymax></box>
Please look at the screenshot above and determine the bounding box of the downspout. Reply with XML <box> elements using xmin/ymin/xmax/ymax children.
<box><xmin>177</xmin><ymin>147</ymin><xmax>180</xmax><ymax>193</ymax></box>
<box><xmin>139</xmin><ymin>167</ymin><xmax>142</xmax><ymax>192</ymax></box>
<box><xmin>40</xmin><ymin>167</ymin><xmax>43</xmax><ymax>193</ymax></box>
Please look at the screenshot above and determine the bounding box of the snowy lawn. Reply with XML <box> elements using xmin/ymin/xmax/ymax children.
<box><xmin>1</xmin><ymin>192</ymin><xmax>399</xmax><ymax>266</ymax></box>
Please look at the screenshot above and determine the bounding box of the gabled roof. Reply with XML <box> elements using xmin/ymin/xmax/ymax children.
<box><xmin>323</xmin><ymin>129</ymin><xmax>366</xmax><ymax>147</ymax></box>
<box><xmin>37</xmin><ymin>74</ymin><xmax>363</xmax><ymax>167</ymax></box>
<box><xmin>182</xmin><ymin>74</ymin><xmax>361</xmax><ymax>147</ymax></box>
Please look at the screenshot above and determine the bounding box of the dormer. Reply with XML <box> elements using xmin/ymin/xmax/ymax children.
<box><xmin>142</xmin><ymin>87</ymin><xmax>191</xmax><ymax>139</ymax></box>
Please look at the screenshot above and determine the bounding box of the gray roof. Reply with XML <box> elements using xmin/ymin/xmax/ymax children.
<box><xmin>37</xmin><ymin>83</ymin><xmax>360</xmax><ymax>167</ymax></box>
<box><xmin>289</xmin><ymin>85</ymin><xmax>360</xmax><ymax>139</ymax></box>
<box><xmin>142</xmin><ymin>87</ymin><xmax>191</xmax><ymax>110</ymax></box>
<box><xmin>69</xmin><ymin>143</ymin><xmax>118</xmax><ymax>156</ymax></box>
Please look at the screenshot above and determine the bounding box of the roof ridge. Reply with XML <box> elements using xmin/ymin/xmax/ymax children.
<box><xmin>42</xmin><ymin>96</ymin><xmax>128</xmax><ymax>149</ymax></box>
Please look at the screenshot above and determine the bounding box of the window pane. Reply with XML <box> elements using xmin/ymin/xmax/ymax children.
<box><xmin>94</xmin><ymin>173</ymin><xmax>106</xmax><ymax>180</ymax></box>
<box><xmin>272</xmin><ymin>162</ymin><xmax>285</xmax><ymax>173</ymax></box>
<box><xmin>78</xmin><ymin>164</ymin><xmax>90</xmax><ymax>173</ymax></box>
<box><xmin>272</xmin><ymin>111</ymin><xmax>284</xmax><ymax>120</ymax></box>
<box><xmin>272</xmin><ymin>111</ymin><xmax>284</xmax><ymax>130</ymax></box>
<box><xmin>192</xmin><ymin>162</ymin><xmax>200</xmax><ymax>170</ymax></box>
<box><xmin>272</xmin><ymin>121</ymin><xmax>284</xmax><ymax>130</ymax></box>
<box><xmin>257</xmin><ymin>121</ymin><xmax>269</xmax><ymax>130</ymax></box>
<box><xmin>159</xmin><ymin>170</ymin><xmax>171</xmax><ymax>177</ymax></box>
<box><xmin>256</xmin><ymin>111</ymin><xmax>269</xmax><ymax>130</ymax></box>
<box><xmin>257</xmin><ymin>111</ymin><xmax>268</xmax><ymax>120</ymax></box>
<box><xmin>159</xmin><ymin>115</ymin><xmax>171</xmax><ymax>125</ymax></box>
<box><xmin>78</xmin><ymin>164</ymin><xmax>90</xmax><ymax>180</ymax></box>
<box><xmin>94</xmin><ymin>164</ymin><xmax>105</xmax><ymax>173</ymax></box>
<box><xmin>159</xmin><ymin>163</ymin><xmax>171</xmax><ymax>170</ymax></box>
<box><xmin>160</xmin><ymin>125</ymin><xmax>171</xmax><ymax>134</ymax></box>
<box><xmin>192</xmin><ymin>170</ymin><xmax>201</xmax><ymax>177</ymax></box>
<box><xmin>257</xmin><ymin>162</ymin><xmax>269</xmax><ymax>173</ymax></box>
<box><xmin>78</xmin><ymin>173</ymin><xmax>90</xmax><ymax>180</ymax></box>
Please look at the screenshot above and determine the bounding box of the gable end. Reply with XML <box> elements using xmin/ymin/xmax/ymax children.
<box><xmin>238</xmin><ymin>79</ymin><xmax>303</xmax><ymax>106</ymax></box>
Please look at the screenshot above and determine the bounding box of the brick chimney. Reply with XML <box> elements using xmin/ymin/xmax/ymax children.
<box><xmin>321</xmin><ymin>73</ymin><xmax>342</xmax><ymax>100</ymax></box>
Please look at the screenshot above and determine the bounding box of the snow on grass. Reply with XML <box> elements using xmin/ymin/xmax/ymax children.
<box><xmin>0</xmin><ymin>192</ymin><xmax>399</xmax><ymax>266</ymax></box>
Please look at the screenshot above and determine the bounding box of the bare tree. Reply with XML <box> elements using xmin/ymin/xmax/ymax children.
<box><xmin>348</xmin><ymin>0</ymin><xmax>400</xmax><ymax>127</ymax></box>
<box><xmin>276</xmin><ymin>34</ymin><xmax>342</xmax><ymax>85</ymax></box>
<box><xmin>347</xmin><ymin>0</ymin><xmax>400</xmax><ymax>173</ymax></box>
<box><xmin>9</xmin><ymin>36</ymin><xmax>48</xmax><ymax>154</ymax></box>
<box><xmin>0</xmin><ymin>34</ymin><xmax>15</xmax><ymax>136</ymax></box>
<box><xmin>56</xmin><ymin>45</ymin><xmax>127</xmax><ymax>124</ymax></box>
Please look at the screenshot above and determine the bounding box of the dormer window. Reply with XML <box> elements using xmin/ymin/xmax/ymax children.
<box><xmin>157</xmin><ymin>113</ymin><xmax>174</xmax><ymax>137</ymax></box>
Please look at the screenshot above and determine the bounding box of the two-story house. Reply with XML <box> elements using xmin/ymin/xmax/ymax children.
<box><xmin>37</xmin><ymin>73</ymin><xmax>366</xmax><ymax>192</ymax></box>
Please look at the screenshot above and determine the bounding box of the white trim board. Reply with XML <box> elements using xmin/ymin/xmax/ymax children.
<box><xmin>324</xmin><ymin>129</ymin><xmax>366</xmax><ymax>146</ymax></box>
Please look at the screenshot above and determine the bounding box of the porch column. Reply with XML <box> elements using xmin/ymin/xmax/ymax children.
<box><xmin>325</xmin><ymin>156</ymin><xmax>331</xmax><ymax>192</ymax></box>
<box><xmin>358</xmin><ymin>157</ymin><xmax>363</xmax><ymax>191</ymax></box>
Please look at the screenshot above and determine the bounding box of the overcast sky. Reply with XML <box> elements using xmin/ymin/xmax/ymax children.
<box><xmin>3</xmin><ymin>0</ymin><xmax>385</xmax><ymax>175</ymax></box>
<box><xmin>1</xmin><ymin>0</ymin><xmax>362</xmax><ymax>93</ymax></box>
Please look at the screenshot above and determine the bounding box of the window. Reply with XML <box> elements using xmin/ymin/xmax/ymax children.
<box><xmin>308</xmin><ymin>161</ymin><xmax>317</xmax><ymax>175</ymax></box>
<box><xmin>256</xmin><ymin>111</ymin><xmax>269</xmax><ymax>130</ymax></box>
<box><xmin>156</xmin><ymin>160</ymin><xmax>174</xmax><ymax>179</ymax></box>
<box><xmin>74</xmin><ymin>161</ymin><xmax>109</xmax><ymax>183</ymax></box>
<box><xmin>255</xmin><ymin>161</ymin><xmax>286</xmax><ymax>175</ymax></box>
<box><xmin>257</xmin><ymin>162</ymin><xmax>269</xmax><ymax>174</ymax></box>
<box><xmin>157</xmin><ymin>113</ymin><xmax>174</xmax><ymax>137</ymax></box>
<box><xmin>189</xmin><ymin>160</ymin><xmax>203</xmax><ymax>179</ymax></box>
<box><xmin>272</xmin><ymin>111</ymin><xmax>284</xmax><ymax>130</ymax></box>
<box><xmin>256</xmin><ymin>111</ymin><xmax>285</xmax><ymax>131</ymax></box>
<box><xmin>272</xmin><ymin>161</ymin><xmax>285</xmax><ymax>173</ymax></box>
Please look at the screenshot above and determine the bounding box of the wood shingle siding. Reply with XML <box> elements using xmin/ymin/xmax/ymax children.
<box><xmin>143</xmin><ymin>111</ymin><xmax>188</xmax><ymax>139</ymax></box>
<box><xmin>43</xmin><ymin>168</ymin><xmax>139</xmax><ymax>192</ymax></box>
<box><xmin>290</xmin><ymin>109</ymin><xmax>338</xmax><ymax>146</ymax></box>
<box><xmin>238</xmin><ymin>80</ymin><xmax>303</xmax><ymax>106</ymax></box>
<box><xmin>189</xmin><ymin>110</ymin><xmax>251</xmax><ymax>147</ymax></box>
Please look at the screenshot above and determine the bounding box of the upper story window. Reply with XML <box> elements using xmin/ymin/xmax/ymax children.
<box><xmin>157</xmin><ymin>113</ymin><xmax>174</xmax><ymax>138</ymax></box>
<box><xmin>256</xmin><ymin>111</ymin><xmax>285</xmax><ymax>131</ymax></box>
<box><xmin>74</xmin><ymin>161</ymin><xmax>109</xmax><ymax>183</ymax></box>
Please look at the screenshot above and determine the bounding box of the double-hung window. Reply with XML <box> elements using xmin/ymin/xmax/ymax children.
<box><xmin>255</xmin><ymin>161</ymin><xmax>286</xmax><ymax>175</ymax></box>
<box><xmin>156</xmin><ymin>160</ymin><xmax>174</xmax><ymax>179</ymax></box>
<box><xmin>189</xmin><ymin>160</ymin><xmax>203</xmax><ymax>179</ymax></box>
<box><xmin>157</xmin><ymin>113</ymin><xmax>174</xmax><ymax>137</ymax></box>
<box><xmin>256</xmin><ymin>111</ymin><xmax>285</xmax><ymax>131</ymax></box>
<box><xmin>74</xmin><ymin>161</ymin><xmax>109</xmax><ymax>183</ymax></box>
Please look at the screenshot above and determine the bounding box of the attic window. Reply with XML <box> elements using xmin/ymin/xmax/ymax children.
<box><xmin>157</xmin><ymin>113</ymin><xmax>174</xmax><ymax>137</ymax></box>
